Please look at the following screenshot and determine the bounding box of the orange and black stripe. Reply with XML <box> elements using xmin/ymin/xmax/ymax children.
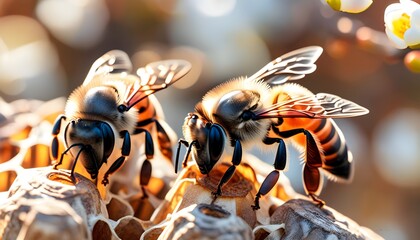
<box><xmin>306</xmin><ymin>118</ymin><xmax>352</xmax><ymax>180</ymax></box>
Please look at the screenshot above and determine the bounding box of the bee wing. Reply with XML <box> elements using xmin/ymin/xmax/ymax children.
<box><xmin>256</xmin><ymin>93</ymin><xmax>369</xmax><ymax>119</ymax></box>
<box><xmin>248</xmin><ymin>46</ymin><xmax>323</xmax><ymax>85</ymax></box>
<box><xmin>83</xmin><ymin>50</ymin><xmax>133</xmax><ymax>86</ymax></box>
<box><xmin>121</xmin><ymin>59</ymin><xmax>191</xmax><ymax>110</ymax></box>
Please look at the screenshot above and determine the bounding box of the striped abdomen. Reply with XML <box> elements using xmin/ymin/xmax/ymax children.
<box><xmin>281</xmin><ymin>117</ymin><xmax>353</xmax><ymax>181</ymax></box>
<box><xmin>269</xmin><ymin>84</ymin><xmax>353</xmax><ymax>182</ymax></box>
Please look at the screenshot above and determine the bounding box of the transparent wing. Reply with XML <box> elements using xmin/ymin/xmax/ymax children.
<box><xmin>248</xmin><ymin>46</ymin><xmax>323</xmax><ymax>85</ymax></box>
<box><xmin>83</xmin><ymin>50</ymin><xmax>133</xmax><ymax>86</ymax></box>
<box><xmin>255</xmin><ymin>93</ymin><xmax>369</xmax><ymax>119</ymax></box>
<box><xmin>121</xmin><ymin>59</ymin><xmax>192</xmax><ymax>111</ymax></box>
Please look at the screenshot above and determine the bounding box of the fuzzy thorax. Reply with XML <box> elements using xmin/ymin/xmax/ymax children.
<box><xmin>200</xmin><ymin>77</ymin><xmax>272</xmax><ymax>143</ymax></box>
<box><xmin>64</xmin><ymin>75</ymin><xmax>138</xmax><ymax>133</ymax></box>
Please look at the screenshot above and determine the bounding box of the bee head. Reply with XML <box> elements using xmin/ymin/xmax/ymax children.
<box><xmin>64</xmin><ymin>120</ymin><xmax>115</xmax><ymax>179</ymax></box>
<box><xmin>213</xmin><ymin>90</ymin><xmax>270</xmax><ymax>142</ymax></box>
<box><xmin>182</xmin><ymin>113</ymin><xmax>226</xmax><ymax>174</ymax></box>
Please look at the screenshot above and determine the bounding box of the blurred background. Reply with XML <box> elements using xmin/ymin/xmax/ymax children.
<box><xmin>0</xmin><ymin>0</ymin><xmax>419</xmax><ymax>239</ymax></box>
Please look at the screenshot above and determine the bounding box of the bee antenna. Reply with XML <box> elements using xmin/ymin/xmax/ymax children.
<box><xmin>59</xmin><ymin>143</ymin><xmax>86</xmax><ymax>182</ymax></box>
<box><xmin>70</xmin><ymin>145</ymin><xmax>87</xmax><ymax>174</ymax></box>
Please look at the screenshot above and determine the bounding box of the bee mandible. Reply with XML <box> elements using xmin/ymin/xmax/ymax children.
<box><xmin>50</xmin><ymin>50</ymin><xmax>191</xmax><ymax>197</ymax></box>
<box><xmin>176</xmin><ymin>46</ymin><xmax>369</xmax><ymax>209</ymax></box>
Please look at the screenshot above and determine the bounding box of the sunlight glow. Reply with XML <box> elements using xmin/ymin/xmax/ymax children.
<box><xmin>194</xmin><ymin>0</ymin><xmax>237</xmax><ymax>17</ymax></box>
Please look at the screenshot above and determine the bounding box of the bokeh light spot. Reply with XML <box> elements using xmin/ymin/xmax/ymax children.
<box><xmin>404</xmin><ymin>50</ymin><xmax>420</xmax><ymax>73</ymax></box>
<box><xmin>35</xmin><ymin>0</ymin><xmax>109</xmax><ymax>49</ymax></box>
<box><xmin>356</xmin><ymin>26</ymin><xmax>372</xmax><ymax>41</ymax></box>
<box><xmin>373</xmin><ymin>108</ymin><xmax>420</xmax><ymax>188</ymax></box>
<box><xmin>194</xmin><ymin>0</ymin><xmax>236</xmax><ymax>17</ymax></box>
<box><xmin>337</xmin><ymin>17</ymin><xmax>353</xmax><ymax>34</ymax></box>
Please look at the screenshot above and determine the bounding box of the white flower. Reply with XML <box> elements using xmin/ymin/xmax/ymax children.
<box><xmin>384</xmin><ymin>0</ymin><xmax>420</xmax><ymax>49</ymax></box>
<box><xmin>325</xmin><ymin>0</ymin><xmax>373</xmax><ymax>13</ymax></box>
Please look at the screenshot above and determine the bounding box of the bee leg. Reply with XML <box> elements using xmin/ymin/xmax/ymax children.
<box><xmin>302</xmin><ymin>130</ymin><xmax>323</xmax><ymax>168</ymax></box>
<box><xmin>140</xmin><ymin>159</ymin><xmax>152</xmax><ymax>199</ymax></box>
<box><xmin>134</xmin><ymin>128</ymin><xmax>155</xmax><ymax>159</ymax></box>
<box><xmin>102</xmin><ymin>131</ymin><xmax>131</xmax><ymax>186</ymax></box>
<box><xmin>303</xmin><ymin>131</ymin><xmax>325</xmax><ymax>207</ymax></box>
<box><xmin>253</xmin><ymin>171</ymin><xmax>280</xmax><ymax>210</ymax></box>
<box><xmin>102</xmin><ymin>156</ymin><xmax>125</xmax><ymax>186</ymax></box>
<box><xmin>304</xmin><ymin>164</ymin><xmax>325</xmax><ymax>208</ymax></box>
<box><xmin>134</xmin><ymin>118</ymin><xmax>165</xmax><ymax>159</ymax></box>
<box><xmin>309</xmin><ymin>193</ymin><xmax>325</xmax><ymax>208</ymax></box>
<box><xmin>252</xmin><ymin>138</ymin><xmax>286</xmax><ymax>210</ymax></box>
<box><xmin>276</xmin><ymin>128</ymin><xmax>325</xmax><ymax>207</ymax></box>
<box><xmin>274</xmin><ymin>128</ymin><xmax>322</xmax><ymax>168</ymax></box>
<box><xmin>212</xmin><ymin>140</ymin><xmax>242</xmax><ymax>200</ymax></box>
<box><xmin>50</xmin><ymin>115</ymin><xmax>66</xmax><ymax>167</ymax></box>
<box><xmin>134</xmin><ymin>128</ymin><xmax>155</xmax><ymax>197</ymax></box>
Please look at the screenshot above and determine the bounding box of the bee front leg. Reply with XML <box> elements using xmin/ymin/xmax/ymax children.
<box><xmin>252</xmin><ymin>138</ymin><xmax>287</xmax><ymax>210</ymax></box>
<box><xmin>102</xmin><ymin>130</ymin><xmax>131</xmax><ymax>186</ymax></box>
<box><xmin>212</xmin><ymin>139</ymin><xmax>242</xmax><ymax>201</ymax></box>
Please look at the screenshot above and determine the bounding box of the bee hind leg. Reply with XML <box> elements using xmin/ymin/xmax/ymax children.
<box><xmin>275</xmin><ymin>128</ymin><xmax>325</xmax><ymax>207</ymax></box>
<box><xmin>212</xmin><ymin>139</ymin><xmax>242</xmax><ymax>202</ymax></box>
<box><xmin>302</xmin><ymin>131</ymin><xmax>325</xmax><ymax>208</ymax></box>
<box><xmin>309</xmin><ymin>193</ymin><xmax>325</xmax><ymax>208</ymax></box>
<box><xmin>252</xmin><ymin>138</ymin><xmax>286</xmax><ymax>210</ymax></box>
<box><xmin>303</xmin><ymin>165</ymin><xmax>325</xmax><ymax>208</ymax></box>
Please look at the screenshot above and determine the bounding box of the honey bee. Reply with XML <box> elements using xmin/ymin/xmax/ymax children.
<box><xmin>50</xmin><ymin>50</ymin><xmax>191</xmax><ymax>197</ymax></box>
<box><xmin>176</xmin><ymin>46</ymin><xmax>369</xmax><ymax>209</ymax></box>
